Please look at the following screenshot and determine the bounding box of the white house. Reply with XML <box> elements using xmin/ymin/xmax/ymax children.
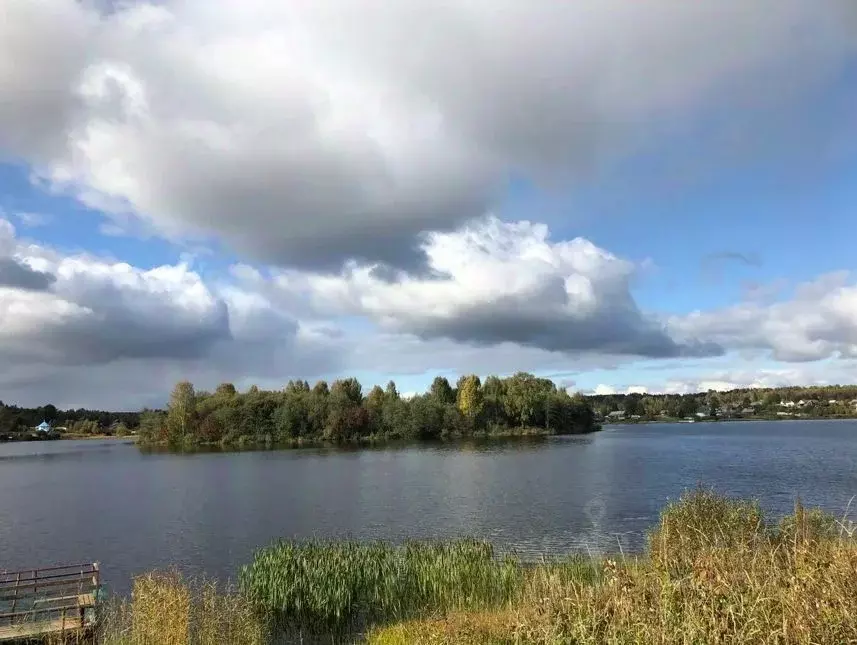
<box><xmin>36</xmin><ymin>421</ymin><xmax>51</xmax><ymax>432</ymax></box>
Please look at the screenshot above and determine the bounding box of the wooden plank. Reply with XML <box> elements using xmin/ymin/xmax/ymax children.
<box><xmin>0</xmin><ymin>568</ymin><xmax>97</xmax><ymax>589</ymax></box>
<box><xmin>0</xmin><ymin>564</ymin><xmax>95</xmax><ymax>577</ymax></box>
<box><xmin>0</xmin><ymin>603</ymin><xmax>81</xmax><ymax>619</ymax></box>
<box><xmin>0</xmin><ymin>617</ymin><xmax>91</xmax><ymax>642</ymax></box>
<box><xmin>0</xmin><ymin>576</ymin><xmax>97</xmax><ymax>599</ymax></box>
<box><xmin>31</xmin><ymin>592</ymin><xmax>96</xmax><ymax>608</ymax></box>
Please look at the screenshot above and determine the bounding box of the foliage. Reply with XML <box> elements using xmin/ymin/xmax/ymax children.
<box><xmin>592</xmin><ymin>384</ymin><xmax>857</xmax><ymax>421</ymax></box>
<box><xmin>239</xmin><ymin>539</ymin><xmax>522</xmax><ymax>635</ymax></box>
<box><xmin>369</xmin><ymin>490</ymin><xmax>857</xmax><ymax>645</ymax></box>
<box><xmin>99</xmin><ymin>572</ymin><xmax>267</xmax><ymax>645</ymax></box>
<box><xmin>140</xmin><ymin>372</ymin><xmax>599</xmax><ymax>447</ymax></box>
<box><xmin>0</xmin><ymin>400</ymin><xmax>140</xmax><ymax>438</ymax></box>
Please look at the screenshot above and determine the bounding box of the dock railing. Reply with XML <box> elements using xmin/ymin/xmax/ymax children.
<box><xmin>0</xmin><ymin>563</ymin><xmax>100</xmax><ymax>642</ymax></box>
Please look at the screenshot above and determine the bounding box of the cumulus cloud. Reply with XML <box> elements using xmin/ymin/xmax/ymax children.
<box><xmin>2</xmin><ymin>0</ymin><xmax>854</xmax><ymax>269</ymax></box>
<box><xmin>670</xmin><ymin>272</ymin><xmax>857</xmax><ymax>362</ymax></box>
<box><xmin>0</xmin><ymin>258</ymin><xmax>55</xmax><ymax>291</ymax></box>
<box><xmin>272</xmin><ymin>217</ymin><xmax>720</xmax><ymax>358</ymax></box>
<box><xmin>659</xmin><ymin>366</ymin><xmax>850</xmax><ymax>395</ymax></box>
<box><xmin>0</xmin><ymin>218</ymin><xmax>339</xmax><ymax>408</ymax></box>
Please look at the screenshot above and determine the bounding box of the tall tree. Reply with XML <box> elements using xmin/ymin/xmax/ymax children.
<box><xmin>166</xmin><ymin>381</ymin><xmax>197</xmax><ymax>443</ymax></box>
<box><xmin>429</xmin><ymin>377</ymin><xmax>455</xmax><ymax>405</ymax></box>
<box><xmin>456</xmin><ymin>374</ymin><xmax>483</xmax><ymax>424</ymax></box>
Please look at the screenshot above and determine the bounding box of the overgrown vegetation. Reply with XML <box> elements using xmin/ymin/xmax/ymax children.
<box><xmin>99</xmin><ymin>572</ymin><xmax>267</xmax><ymax>645</ymax></box>
<box><xmin>138</xmin><ymin>373</ymin><xmax>597</xmax><ymax>448</ymax></box>
<box><xmin>371</xmin><ymin>489</ymin><xmax>857</xmax><ymax>644</ymax></box>
<box><xmin>239</xmin><ymin>539</ymin><xmax>522</xmax><ymax>636</ymax></box>
<box><xmin>98</xmin><ymin>489</ymin><xmax>857</xmax><ymax>644</ymax></box>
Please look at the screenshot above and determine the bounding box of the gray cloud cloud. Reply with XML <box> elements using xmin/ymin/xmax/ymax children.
<box><xmin>0</xmin><ymin>220</ymin><xmax>342</xmax><ymax>407</ymax></box>
<box><xmin>1</xmin><ymin>0</ymin><xmax>854</xmax><ymax>270</ymax></box>
<box><xmin>0</xmin><ymin>257</ymin><xmax>56</xmax><ymax>291</ymax></box>
<box><xmin>275</xmin><ymin>217</ymin><xmax>722</xmax><ymax>359</ymax></box>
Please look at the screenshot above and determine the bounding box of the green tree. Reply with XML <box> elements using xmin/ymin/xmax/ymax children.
<box><xmin>385</xmin><ymin>380</ymin><xmax>400</xmax><ymax>401</ymax></box>
<box><xmin>215</xmin><ymin>382</ymin><xmax>237</xmax><ymax>398</ymax></box>
<box><xmin>429</xmin><ymin>377</ymin><xmax>455</xmax><ymax>405</ymax></box>
<box><xmin>166</xmin><ymin>381</ymin><xmax>197</xmax><ymax>444</ymax></box>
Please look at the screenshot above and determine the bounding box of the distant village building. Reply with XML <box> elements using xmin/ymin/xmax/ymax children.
<box><xmin>36</xmin><ymin>421</ymin><xmax>51</xmax><ymax>432</ymax></box>
<box><xmin>606</xmin><ymin>411</ymin><xmax>626</xmax><ymax>421</ymax></box>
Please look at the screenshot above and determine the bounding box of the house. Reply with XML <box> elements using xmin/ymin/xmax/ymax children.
<box><xmin>35</xmin><ymin>421</ymin><xmax>51</xmax><ymax>432</ymax></box>
<box><xmin>740</xmin><ymin>407</ymin><xmax>755</xmax><ymax>415</ymax></box>
<box><xmin>606</xmin><ymin>411</ymin><xmax>626</xmax><ymax>421</ymax></box>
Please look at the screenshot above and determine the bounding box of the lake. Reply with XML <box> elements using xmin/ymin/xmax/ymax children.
<box><xmin>2</xmin><ymin>420</ymin><xmax>857</xmax><ymax>595</ymax></box>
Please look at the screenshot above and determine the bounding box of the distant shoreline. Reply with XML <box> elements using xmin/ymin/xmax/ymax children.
<box><xmin>601</xmin><ymin>414</ymin><xmax>857</xmax><ymax>426</ymax></box>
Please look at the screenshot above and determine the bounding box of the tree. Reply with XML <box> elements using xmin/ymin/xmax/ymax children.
<box><xmin>456</xmin><ymin>375</ymin><xmax>483</xmax><ymax>425</ymax></box>
<box><xmin>215</xmin><ymin>383</ymin><xmax>237</xmax><ymax>398</ymax></box>
<box><xmin>504</xmin><ymin>372</ymin><xmax>552</xmax><ymax>428</ymax></box>
<box><xmin>385</xmin><ymin>380</ymin><xmax>400</xmax><ymax>401</ymax></box>
<box><xmin>331</xmin><ymin>378</ymin><xmax>363</xmax><ymax>406</ymax></box>
<box><xmin>166</xmin><ymin>381</ymin><xmax>197</xmax><ymax>444</ymax></box>
<box><xmin>138</xmin><ymin>410</ymin><xmax>165</xmax><ymax>443</ymax></box>
<box><xmin>364</xmin><ymin>385</ymin><xmax>386</xmax><ymax>434</ymax></box>
<box><xmin>40</xmin><ymin>404</ymin><xmax>57</xmax><ymax>422</ymax></box>
<box><xmin>429</xmin><ymin>377</ymin><xmax>455</xmax><ymax>405</ymax></box>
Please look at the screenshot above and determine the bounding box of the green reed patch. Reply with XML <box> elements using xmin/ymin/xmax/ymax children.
<box><xmin>239</xmin><ymin>538</ymin><xmax>523</xmax><ymax>633</ymax></box>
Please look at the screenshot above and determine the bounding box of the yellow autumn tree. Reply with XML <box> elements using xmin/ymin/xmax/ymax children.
<box><xmin>456</xmin><ymin>374</ymin><xmax>483</xmax><ymax>423</ymax></box>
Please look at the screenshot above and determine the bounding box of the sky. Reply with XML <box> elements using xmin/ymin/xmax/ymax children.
<box><xmin>2</xmin><ymin>0</ymin><xmax>857</xmax><ymax>410</ymax></box>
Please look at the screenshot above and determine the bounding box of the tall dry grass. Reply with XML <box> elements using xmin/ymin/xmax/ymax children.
<box><xmin>99</xmin><ymin>571</ymin><xmax>267</xmax><ymax>645</ymax></box>
<box><xmin>369</xmin><ymin>488</ymin><xmax>857</xmax><ymax>644</ymax></box>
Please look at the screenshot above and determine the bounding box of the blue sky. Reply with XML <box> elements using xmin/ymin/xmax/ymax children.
<box><xmin>1</xmin><ymin>0</ymin><xmax>857</xmax><ymax>409</ymax></box>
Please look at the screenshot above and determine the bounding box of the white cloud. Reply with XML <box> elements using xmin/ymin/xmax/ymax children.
<box><xmin>0</xmin><ymin>218</ymin><xmax>339</xmax><ymax>408</ymax></box>
<box><xmin>273</xmin><ymin>217</ymin><xmax>718</xmax><ymax>358</ymax></box>
<box><xmin>659</xmin><ymin>366</ymin><xmax>847</xmax><ymax>395</ymax></box>
<box><xmin>14</xmin><ymin>212</ymin><xmax>51</xmax><ymax>228</ymax></box>
<box><xmin>670</xmin><ymin>272</ymin><xmax>857</xmax><ymax>362</ymax></box>
<box><xmin>1</xmin><ymin>0</ymin><xmax>854</xmax><ymax>269</ymax></box>
<box><xmin>594</xmin><ymin>385</ymin><xmax>617</xmax><ymax>395</ymax></box>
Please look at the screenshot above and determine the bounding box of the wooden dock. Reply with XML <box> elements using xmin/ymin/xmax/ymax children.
<box><xmin>0</xmin><ymin>564</ymin><xmax>100</xmax><ymax>643</ymax></box>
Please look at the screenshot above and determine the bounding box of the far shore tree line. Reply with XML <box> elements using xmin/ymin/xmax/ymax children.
<box><xmin>4</xmin><ymin>382</ymin><xmax>857</xmax><ymax>443</ymax></box>
<box><xmin>138</xmin><ymin>373</ymin><xmax>597</xmax><ymax>447</ymax></box>
<box><xmin>592</xmin><ymin>385</ymin><xmax>857</xmax><ymax>421</ymax></box>
<box><xmin>0</xmin><ymin>402</ymin><xmax>138</xmax><ymax>438</ymax></box>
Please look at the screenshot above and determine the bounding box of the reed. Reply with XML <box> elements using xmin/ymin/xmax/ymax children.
<box><xmin>239</xmin><ymin>538</ymin><xmax>522</xmax><ymax>635</ymax></box>
<box><xmin>99</xmin><ymin>571</ymin><xmax>267</xmax><ymax>645</ymax></box>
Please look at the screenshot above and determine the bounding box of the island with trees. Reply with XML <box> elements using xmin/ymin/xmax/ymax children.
<box><xmin>137</xmin><ymin>372</ymin><xmax>597</xmax><ymax>448</ymax></box>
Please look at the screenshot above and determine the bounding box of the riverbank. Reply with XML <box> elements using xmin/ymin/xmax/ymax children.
<box><xmin>603</xmin><ymin>413</ymin><xmax>857</xmax><ymax>425</ymax></box>
<box><xmin>97</xmin><ymin>489</ymin><xmax>857</xmax><ymax>644</ymax></box>
<box><xmin>137</xmin><ymin>424</ymin><xmax>601</xmax><ymax>452</ymax></box>
<box><xmin>0</xmin><ymin>431</ymin><xmax>136</xmax><ymax>443</ymax></box>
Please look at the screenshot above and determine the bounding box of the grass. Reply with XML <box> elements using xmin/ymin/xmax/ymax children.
<box><xmin>239</xmin><ymin>538</ymin><xmax>523</xmax><ymax>636</ymax></box>
<box><xmin>370</xmin><ymin>488</ymin><xmax>857</xmax><ymax>644</ymax></box>
<box><xmin>96</xmin><ymin>488</ymin><xmax>857</xmax><ymax>644</ymax></box>
<box><xmin>99</xmin><ymin>571</ymin><xmax>267</xmax><ymax>645</ymax></box>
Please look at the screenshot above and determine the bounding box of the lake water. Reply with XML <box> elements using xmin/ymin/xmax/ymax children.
<box><xmin>2</xmin><ymin>420</ymin><xmax>857</xmax><ymax>595</ymax></box>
